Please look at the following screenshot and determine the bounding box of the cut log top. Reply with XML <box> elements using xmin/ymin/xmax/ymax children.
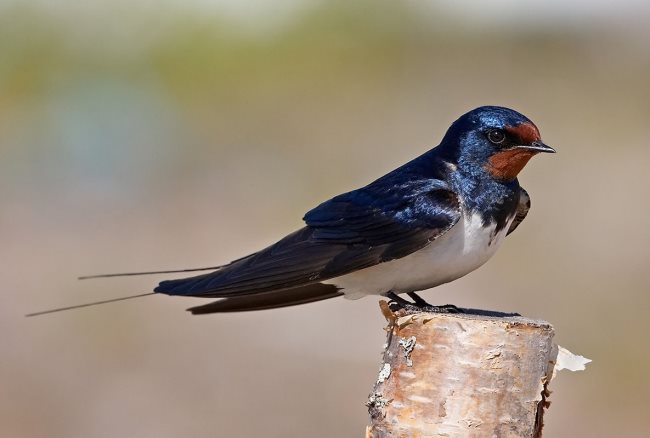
<box><xmin>367</xmin><ymin>303</ymin><xmax>557</xmax><ymax>438</ymax></box>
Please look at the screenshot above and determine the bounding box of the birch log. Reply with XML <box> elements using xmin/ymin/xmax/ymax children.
<box><xmin>366</xmin><ymin>302</ymin><xmax>556</xmax><ymax>438</ymax></box>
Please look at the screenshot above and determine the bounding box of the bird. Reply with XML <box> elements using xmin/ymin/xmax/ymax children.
<box><xmin>27</xmin><ymin>106</ymin><xmax>555</xmax><ymax>317</ymax></box>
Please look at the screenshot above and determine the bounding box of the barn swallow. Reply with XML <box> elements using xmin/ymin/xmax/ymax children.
<box><xmin>27</xmin><ymin>106</ymin><xmax>554</xmax><ymax>317</ymax></box>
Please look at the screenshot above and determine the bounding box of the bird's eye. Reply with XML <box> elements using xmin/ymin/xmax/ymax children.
<box><xmin>487</xmin><ymin>129</ymin><xmax>506</xmax><ymax>145</ymax></box>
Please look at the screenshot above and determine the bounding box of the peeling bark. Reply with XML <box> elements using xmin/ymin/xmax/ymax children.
<box><xmin>367</xmin><ymin>304</ymin><xmax>556</xmax><ymax>438</ymax></box>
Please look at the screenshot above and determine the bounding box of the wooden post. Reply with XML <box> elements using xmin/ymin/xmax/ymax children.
<box><xmin>366</xmin><ymin>302</ymin><xmax>556</xmax><ymax>438</ymax></box>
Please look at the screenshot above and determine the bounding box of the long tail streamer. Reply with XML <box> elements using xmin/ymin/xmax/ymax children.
<box><xmin>25</xmin><ymin>293</ymin><xmax>156</xmax><ymax>317</ymax></box>
<box><xmin>78</xmin><ymin>266</ymin><xmax>224</xmax><ymax>280</ymax></box>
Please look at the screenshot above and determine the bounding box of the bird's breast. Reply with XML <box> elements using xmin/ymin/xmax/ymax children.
<box><xmin>324</xmin><ymin>211</ymin><xmax>514</xmax><ymax>299</ymax></box>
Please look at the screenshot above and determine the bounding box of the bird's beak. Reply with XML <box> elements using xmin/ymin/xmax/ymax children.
<box><xmin>515</xmin><ymin>141</ymin><xmax>556</xmax><ymax>154</ymax></box>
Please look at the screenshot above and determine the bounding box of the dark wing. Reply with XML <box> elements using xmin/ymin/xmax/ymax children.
<box><xmin>507</xmin><ymin>187</ymin><xmax>530</xmax><ymax>235</ymax></box>
<box><xmin>155</xmin><ymin>179</ymin><xmax>460</xmax><ymax>300</ymax></box>
<box><xmin>187</xmin><ymin>283</ymin><xmax>343</xmax><ymax>314</ymax></box>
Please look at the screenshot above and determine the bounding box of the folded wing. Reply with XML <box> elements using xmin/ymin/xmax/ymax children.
<box><xmin>155</xmin><ymin>179</ymin><xmax>461</xmax><ymax>305</ymax></box>
<box><xmin>507</xmin><ymin>187</ymin><xmax>530</xmax><ymax>235</ymax></box>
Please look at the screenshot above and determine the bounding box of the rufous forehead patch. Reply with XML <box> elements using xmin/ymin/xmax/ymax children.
<box><xmin>505</xmin><ymin>123</ymin><xmax>540</xmax><ymax>145</ymax></box>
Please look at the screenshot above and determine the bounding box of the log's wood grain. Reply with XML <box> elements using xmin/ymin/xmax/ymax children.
<box><xmin>367</xmin><ymin>304</ymin><xmax>556</xmax><ymax>438</ymax></box>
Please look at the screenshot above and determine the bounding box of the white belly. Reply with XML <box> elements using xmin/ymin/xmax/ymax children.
<box><xmin>323</xmin><ymin>212</ymin><xmax>514</xmax><ymax>299</ymax></box>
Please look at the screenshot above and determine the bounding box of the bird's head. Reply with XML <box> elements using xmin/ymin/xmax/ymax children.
<box><xmin>439</xmin><ymin>106</ymin><xmax>555</xmax><ymax>181</ymax></box>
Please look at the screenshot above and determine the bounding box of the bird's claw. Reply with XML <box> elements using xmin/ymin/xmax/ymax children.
<box><xmin>388</xmin><ymin>302</ymin><xmax>464</xmax><ymax>314</ymax></box>
<box><xmin>386</xmin><ymin>292</ymin><xmax>464</xmax><ymax>314</ymax></box>
<box><xmin>425</xmin><ymin>303</ymin><xmax>464</xmax><ymax>314</ymax></box>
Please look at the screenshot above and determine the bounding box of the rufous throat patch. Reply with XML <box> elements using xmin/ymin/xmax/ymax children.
<box><xmin>486</xmin><ymin>149</ymin><xmax>537</xmax><ymax>180</ymax></box>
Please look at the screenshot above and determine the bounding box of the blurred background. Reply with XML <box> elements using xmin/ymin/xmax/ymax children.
<box><xmin>2</xmin><ymin>0</ymin><xmax>649</xmax><ymax>436</ymax></box>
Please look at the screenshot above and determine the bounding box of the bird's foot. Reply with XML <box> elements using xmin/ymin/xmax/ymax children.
<box><xmin>422</xmin><ymin>303</ymin><xmax>464</xmax><ymax>314</ymax></box>
<box><xmin>407</xmin><ymin>292</ymin><xmax>464</xmax><ymax>313</ymax></box>
<box><xmin>386</xmin><ymin>292</ymin><xmax>464</xmax><ymax>314</ymax></box>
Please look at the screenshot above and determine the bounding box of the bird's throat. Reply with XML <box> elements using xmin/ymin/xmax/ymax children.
<box><xmin>485</xmin><ymin>149</ymin><xmax>536</xmax><ymax>181</ymax></box>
